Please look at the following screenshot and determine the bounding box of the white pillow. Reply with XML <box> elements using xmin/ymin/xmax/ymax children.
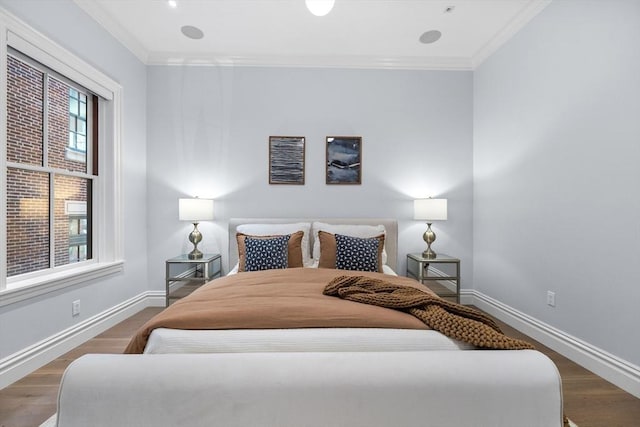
<box><xmin>236</xmin><ymin>222</ymin><xmax>312</xmax><ymax>267</ymax></box>
<box><xmin>311</xmin><ymin>222</ymin><xmax>387</xmax><ymax>265</ymax></box>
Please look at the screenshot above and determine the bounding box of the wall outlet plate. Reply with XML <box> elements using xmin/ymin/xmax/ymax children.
<box><xmin>72</xmin><ymin>300</ymin><xmax>80</xmax><ymax>316</ymax></box>
<box><xmin>546</xmin><ymin>291</ymin><xmax>555</xmax><ymax>307</ymax></box>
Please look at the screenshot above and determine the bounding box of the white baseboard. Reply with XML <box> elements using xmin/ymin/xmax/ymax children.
<box><xmin>462</xmin><ymin>289</ymin><xmax>640</xmax><ymax>399</ymax></box>
<box><xmin>0</xmin><ymin>290</ymin><xmax>165</xmax><ymax>389</ymax></box>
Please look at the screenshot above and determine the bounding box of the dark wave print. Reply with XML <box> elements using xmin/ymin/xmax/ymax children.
<box><xmin>270</xmin><ymin>138</ymin><xmax>305</xmax><ymax>184</ymax></box>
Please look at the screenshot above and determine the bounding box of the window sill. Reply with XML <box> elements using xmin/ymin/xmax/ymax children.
<box><xmin>0</xmin><ymin>261</ymin><xmax>124</xmax><ymax>307</ymax></box>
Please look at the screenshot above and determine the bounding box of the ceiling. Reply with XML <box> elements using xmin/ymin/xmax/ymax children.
<box><xmin>73</xmin><ymin>0</ymin><xmax>550</xmax><ymax>70</ymax></box>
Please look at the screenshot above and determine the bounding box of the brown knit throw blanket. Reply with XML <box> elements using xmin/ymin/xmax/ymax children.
<box><xmin>324</xmin><ymin>275</ymin><xmax>534</xmax><ymax>350</ymax></box>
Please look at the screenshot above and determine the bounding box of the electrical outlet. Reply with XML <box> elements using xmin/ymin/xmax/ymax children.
<box><xmin>72</xmin><ymin>300</ymin><xmax>80</xmax><ymax>316</ymax></box>
<box><xmin>546</xmin><ymin>291</ymin><xmax>555</xmax><ymax>307</ymax></box>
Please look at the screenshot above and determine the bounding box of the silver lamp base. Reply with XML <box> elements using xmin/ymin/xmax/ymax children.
<box><xmin>188</xmin><ymin>250</ymin><xmax>203</xmax><ymax>260</ymax></box>
<box><xmin>422</xmin><ymin>248</ymin><xmax>437</xmax><ymax>259</ymax></box>
<box><xmin>422</xmin><ymin>223</ymin><xmax>437</xmax><ymax>259</ymax></box>
<box><xmin>188</xmin><ymin>222</ymin><xmax>203</xmax><ymax>259</ymax></box>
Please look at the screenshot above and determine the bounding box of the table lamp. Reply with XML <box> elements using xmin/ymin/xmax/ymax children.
<box><xmin>179</xmin><ymin>198</ymin><xmax>214</xmax><ymax>259</ymax></box>
<box><xmin>414</xmin><ymin>198</ymin><xmax>447</xmax><ymax>259</ymax></box>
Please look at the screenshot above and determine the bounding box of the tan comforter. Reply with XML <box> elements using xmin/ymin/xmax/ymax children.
<box><xmin>125</xmin><ymin>268</ymin><xmax>429</xmax><ymax>354</ymax></box>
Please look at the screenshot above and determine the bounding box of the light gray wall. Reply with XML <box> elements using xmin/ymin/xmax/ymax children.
<box><xmin>0</xmin><ymin>0</ymin><xmax>147</xmax><ymax>358</ymax></box>
<box><xmin>146</xmin><ymin>66</ymin><xmax>474</xmax><ymax>289</ymax></box>
<box><xmin>2</xmin><ymin>0</ymin><xmax>637</xmax><ymax>392</ymax></box>
<box><xmin>473</xmin><ymin>0</ymin><xmax>640</xmax><ymax>366</ymax></box>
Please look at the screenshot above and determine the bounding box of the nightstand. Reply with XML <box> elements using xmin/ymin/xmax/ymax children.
<box><xmin>406</xmin><ymin>253</ymin><xmax>460</xmax><ymax>303</ymax></box>
<box><xmin>165</xmin><ymin>253</ymin><xmax>222</xmax><ymax>306</ymax></box>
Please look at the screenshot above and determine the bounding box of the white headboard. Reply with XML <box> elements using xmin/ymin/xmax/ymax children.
<box><xmin>228</xmin><ymin>218</ymin><xmax>398</xmax><ymax>272</ymax></box>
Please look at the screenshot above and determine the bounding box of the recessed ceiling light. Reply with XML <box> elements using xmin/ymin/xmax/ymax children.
<box><xmin>168</xmin><ymin>0</ymin><xmax>177</xmax><ymax>8</ymax></box>
<box><xmin>305</xmin><ymin>0</ymin><xmax>335</xmax><ymax>17</ymax></box>
<box><xmin>181</xmin><ymin>25</ymin><xmax>204</xmax><ymax>40</ymax></box>
<box><xmin>419</xmin><ymin>30</ymin><xmax>442</xmax><ymax>44</ymax></box>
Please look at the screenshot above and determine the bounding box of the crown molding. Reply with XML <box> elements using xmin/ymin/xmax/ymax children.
<box><xmin>72</xmin><ymin>0</ymin><xmax>149</xmax><ymax>64</ymax></box>
<box><xmin>471</xmin><ymin>0</ymin><xmax>552</xmax><ymax>68</ymax></box>
<box><xmin>73</xmin><ymin>0</ymin><xmax>549</xmax><ymax>71</ymax></box>
<box><xmin>73</xmin><ymin>0</ymin><xmax>471</xmax><ymax>71</ymax></box>
<box><xmin>147</xmin><ymin>52</ymin><xmax>474</xmax><ymax>71</ymax></box>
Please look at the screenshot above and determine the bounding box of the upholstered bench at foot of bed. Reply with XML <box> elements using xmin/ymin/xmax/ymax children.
<box><xmin>56</xmin><ymin>350</ymin><xmax>563</xmax><ymax>427</ymax></box>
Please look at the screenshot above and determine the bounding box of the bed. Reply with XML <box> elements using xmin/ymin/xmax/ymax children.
<box><xmin>54</xmin><ymin>218</ymin><xmax>564</xmax><ymax>427</ymax></box>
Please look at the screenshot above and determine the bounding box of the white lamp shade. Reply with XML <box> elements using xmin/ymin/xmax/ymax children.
<box><xmin>414</xmin><ymin>199</ymin><xmax>447</xmax><ymax>221</ymax></box>
<box><xmin>179</xmin><ymin>198</ymin><xmax>214</xmax><ymax>222</ymax></box>
<box><xmin>305</xmin><ymin>0</ymin><xmax>335</xmax><ymax>16</ymax></box>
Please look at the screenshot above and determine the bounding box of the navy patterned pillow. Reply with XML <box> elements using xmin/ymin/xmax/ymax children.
<box><xmin>335</xmin><ymin>234</ymin><xmax>380</xmax><ymax>272</ymax></box>
<box><xmin>244</xmin><ymin>235</ymin><xmax>290</xmax><ymax>271</ymax></box>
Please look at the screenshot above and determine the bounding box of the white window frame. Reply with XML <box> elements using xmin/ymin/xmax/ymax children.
<box><xmin>0</xmin><ymin>9</ymin><xmax>123</xmax><ymax>307</ymax></box>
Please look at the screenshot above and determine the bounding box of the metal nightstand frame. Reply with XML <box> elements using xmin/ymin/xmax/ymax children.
<box><xmin>406</xmin><ymin>253</ymin><xmax>460</xmax><ymax>303</ymax></box>
<box><xmin>165</xmin><ymin>253</ymin><xmax>222</xmax><ymax>306</ymax></box>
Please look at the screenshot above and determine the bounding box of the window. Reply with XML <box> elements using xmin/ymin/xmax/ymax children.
<box><xmin>67</xmin><ymin>88</ymin><xmax>87</xmax><ymax>162</ymax></box>
<box><xmin>1</xmin><ymin>9</ymin><xmax>123</xmax><ymax>303</ymax></box>
<box><xmin>66</xmin><ymin>200</ymin><xmax>88</xmax><ymax>263</ymax></box>
<box><xmin>5</xmin><ymin>52</ymin><xmax>96</xmax><ymax>277</ymax></box>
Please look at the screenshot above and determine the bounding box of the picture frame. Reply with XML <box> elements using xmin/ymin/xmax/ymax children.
<box><xmin>326</xmin><ymin>136</ymin><xmax>362</xmax><ymax>185</ymax></box>
<box><xmin>269</xmin><ymin>136</ymin><xmax>305</xmax><ymax>185</ymax></box>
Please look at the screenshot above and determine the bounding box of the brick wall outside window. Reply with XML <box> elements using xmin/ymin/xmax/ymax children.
<box><xmin>6</xmin><ymin>168</ymin><xmax>50</xmax><ymax>276</ymax></box>
<box><xmin>6</xmin><ymin>55</ymin><xmax>43</xmax><ymax>166</ymax></box>
<box><xmin>6</xmin><ymin>54</ymin><xmax>90</xmax><ymax>277</ymax></box>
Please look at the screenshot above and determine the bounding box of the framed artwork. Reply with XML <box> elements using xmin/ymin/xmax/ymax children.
<box><xmin>326</xmin><ymin>136</ymin><xmax>362</xmax><ymax>185</ymax></box>
<box><xmin>269</xmin><ymin>136</ymin><xmax>305</xmax><ymax>185</ymax></box>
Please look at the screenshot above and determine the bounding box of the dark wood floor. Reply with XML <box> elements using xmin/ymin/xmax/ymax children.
<box><xmin>0</xmin><ymin>306</ymin><xmax>638</xmax><ymax>427</ymax></box>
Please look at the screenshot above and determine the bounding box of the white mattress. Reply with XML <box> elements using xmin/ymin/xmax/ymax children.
<box><xmin>144</xmin><ymin>327</ymin><xmax>475</xmax><ymax>354</ymax></box>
